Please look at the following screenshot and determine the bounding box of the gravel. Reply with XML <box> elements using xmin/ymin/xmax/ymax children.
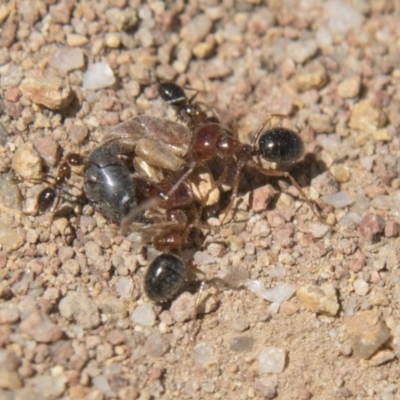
<box><xmin>1</xmin><ymin>1</ymin><xmax>400</xmax><ymax>398</ymax></box>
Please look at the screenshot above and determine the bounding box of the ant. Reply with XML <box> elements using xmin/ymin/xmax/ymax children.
<box><xmin>158</xmin><ymin>81</ymin><xmax>219</xmax><ymax>128</ymax></box>
<box><xmin>36</xmin><ymin>153</ymin><xmax>84</xmax><ymax>213</ymax></box>
<box><xmin>158</xmin><ymin>82</ymin><xmax>320</xmax><ymax>220</ymax></box>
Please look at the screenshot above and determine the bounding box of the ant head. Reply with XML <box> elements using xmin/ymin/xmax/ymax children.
<box><xmin>258</xmin><ymin>127</ymin><xmax>304</xmax><ymax>164</ymax></box>
<box><xmin>158</xmin><ymin>82</ymin><xmax>186</xmax><ymax>107</ymax></box>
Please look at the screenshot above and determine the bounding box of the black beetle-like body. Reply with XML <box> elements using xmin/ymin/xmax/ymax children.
<box><xmin>144</xmin><ymin>253</ymin><xmax>186</xmax><ymax>302</ymax></box>
<box><xmin>258</xmin><ymin>127</ymin><xmax>304</xmax><ymax>164</ymax></box>
<box><xmin>84</xmin><ymin>146</ymin><xmax>138</xmax><ymax>223</ymax></box>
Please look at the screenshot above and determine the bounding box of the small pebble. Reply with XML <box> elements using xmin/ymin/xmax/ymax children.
<box><xmin>326</xmin><ymin>0</ymin><xmax>364</xmax><ymax>37</ymax></box>
<box><xmin>331</xmin><ymin>165</ymin><xmax>351</xmax><ymax>183</ymax></box>
<box><xmin>131</xmin><ymin>303</ymin><xmax>156</xmax><ymax>327</ymax></box>
<box><xmin>0</xmin><ymin>174</ymin><xmax>22</xmax><ymax>210</ymax></box>
<box><xmin>116</xmin><ymin>277</ymin><xmax>133</xmax><ymax>298</ymax></box>
<box><xmin>19</xmin><ymin>76</ymin><xmax>72</xmax><ymax>109</ymax></box>
<box><xmin>12</xmin><ymin>143</ymin><xmax>42</xmax><ymax>180</ymax></box>
<box><xmin>231</xmin><ymin>317</ymin><xmax>250</xmax><ymax>332</ymax></box>
<box><xmin>20</xmin><ymin>308</ymin><xmax>63</xmax><ymax>343</ymax></box>
<box><xmin>105</xmin><ymin>7</ymin><xmax>137</xmax><ymax>30</ymax></box>
<box><xmin>32</xmin><ymin>136</ymin><xmax>60</xmax><ymax>167</ymax></box>
<box><xmin>353</xmin><ymin>278</ymin><xmax>369</xmax><ymax>296</ymax></box>
<box><xmin>311</xmin><ymin>171</ymin><xmax>339</xmax><ymax>196</ymax></box>
<box><xmin>295</xmin><ymin>60</ymin><xmax>328</xmax><ymax>91</ymax></box>
<box><xmin>181</xmin><ymin>14</ymin><xmax>212</xmax><ymax>43</ymax></box>
<box><xmin>258</xmin><ymin>347</ymin><xmax>286</xmax><ymax>374</ymax></box>
<box><xmin>296</xmin><ymin>283</ymin><xmax>339</xmax><ymax>316</ymax></box>
<box><xmin>349</xmin><ymin>99</ymin><xmax>386</xmax><ymax>135</ymax></box>
<box><xmin>83</xmin><ymin>62</ymin><xmax>116</xmax><ymax>90</ymax></box>
<box><xmin>358</xmin><ymin>213</ymin><xmax>385</xmax><ymax>244</ymax></box>
<box><xmin>309</xmin><ymin>113</ymin><xmax>334</xmax><ymax>133</ymax></box>
<box><xmin>29</xmin><ymin>375</ymin><xmax>66</xmax><ymax>399</ymax></box>
<box><xmin>66</xmin><ymin>33</ymin><xmax>89</xmax><ymax>47</ymax></box>
<box><xmin>230</xmin><ymin>336</ymin><xmax>255</xmax><ymax>352</ymax></box>
<box><xmin>92</xmin><ymin>375</ymin><xmax>116</xmax><ymax>398</ymax></box>
<box><xmin>0</xmin><ymin>371</ymin><xmax>22</xmax><ymax>390</ymax></box>
<box><xmin>321</xmin><ymin>191</ymin><xmax>354</xmax><ymax>208</ymax></box>
<box><xmin>337</xmin><ymin>76</ymin><xmax>361</xmax><ymax>98</ymax></box>
<box><xmin>169</xmin><ymin>292</ymin><xmax>195</xmax><ymax>322</ymax></box>
<box><xmin>48</xmin><ymin>46</ymin><xmax>85</xmax><ymax>77</ymax></box>
<box><xmin>346</xmin><ymin>310</ymin><xmax>391</xmax><ymax>359</ymax></box>
<box><xmin>191</xmin><ymin>342</ymin><xmax>213</xmax><ymax>366</ymax></box>
<box><xmin>59</xmin><ymin>291</ymin><xmax>101</xmax><ymax>329</ymax></box>
<box><xmin>311</xmin><ymin>222</ymin><xmax>331</xmax><ymax>239</ymax></box>
<box><xmin>0</xmin><ymin>223</ymin><xmax>24</xmax><ymax>251</ymax></box>
<box><xmin>144</xmin><ymin>333</ymin><xmax>170</xmax><ymax>358</ymax></box>
<box><xmin>254</xmin><ymin>379</ymin><xmax>277</xmax><ymax>399</ymax></box>
<box><xmin>247</xmin><ymin>280</ymin><xmax>296</xmax><ymax>304</ymax></box>
<box><xmin>287</xmin><ymin>39</ymin><xmax>318</xmax><ymax>64</ymax></box>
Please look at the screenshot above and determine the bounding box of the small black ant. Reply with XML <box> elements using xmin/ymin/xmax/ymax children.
<box><xmin>158</xmin><ymin>82</ymin><xmax>218</xmax><ymax>128</ymax></box>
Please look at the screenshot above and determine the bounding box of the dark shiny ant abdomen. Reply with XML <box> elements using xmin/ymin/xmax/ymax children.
<box><xmin>38</xmin><ymin>187</ymin><xmax>57</xmax><ymax>212</ymax></box>
<box><xmin>258</xmin><ymin>127</ymin><xmax>304</xmax><ymax>164</ymax></box>
<box><xmin>84</xmin><ymin>145</ymin><xmax>138</xmax><ymax>223</ymax></box>
<box><xmin>158</xmin><ymin>82</ymin><xmax>186</xmax><ymax>107</ymax></box>
<box><xmin>144</xmin><ymin>253</ymin><xmax>186</xmax><ymax>302</ymax></box>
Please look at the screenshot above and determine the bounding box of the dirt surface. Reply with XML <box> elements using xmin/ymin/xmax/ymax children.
<box><xmin>1</xmin><ymin>0</ymin><xmax>400</xmax><ymax>399</ymax></box>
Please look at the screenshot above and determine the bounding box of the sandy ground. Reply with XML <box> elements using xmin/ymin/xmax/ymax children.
<box><xmin>1</xmin><ymin>0</ymin><xmax>400</xmax><ymax>399</ymax></box>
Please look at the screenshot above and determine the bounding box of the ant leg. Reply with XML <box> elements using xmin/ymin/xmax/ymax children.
<box><xmin>251</xmin><ymin>162</ymin><xmax>321</xmax><ymax>219</ymax></box>
<box><xmin>119</xmin><ymin>197</ymin><xmax>159</xmax><ymax>235</ymax></box>
<box><xmin>170</xmin><ymin>166</ymin><xmax>195</xmax><ymax>198</ymax></box>
<box><xmin>200</xmin><ymin>162</ymin><xmax>231</xmax><ymax>209</ymax></box>
<box><xmin>186</xmin><ymin>265</ymin><xmax>207</xmax><ymax>342</ymax></box>
<box><xmin>219</xmin><ymin>163</ymin><xmax>244</xmax><ymax>224</ymax></box>
<box><xmin>186</xmin><ymin>87</ymin><xmax>200</xmax><ymax>104</ymax></box>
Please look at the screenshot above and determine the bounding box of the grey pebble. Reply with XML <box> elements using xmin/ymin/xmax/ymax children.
<box><xmin>230</xmin><ymin>336</ymin><xmax>255</xmax><ymax>353</ymax></box>
<box><xmin>59</xmin><ymin>291</ymin><xmax>101</xmax><ymax>329</ymax></box>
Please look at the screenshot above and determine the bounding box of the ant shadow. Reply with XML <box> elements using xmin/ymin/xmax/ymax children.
<box><xmin>207</xmin><ymin>151</ymin><xmax>328</xmax><ymax>216</ymax></box>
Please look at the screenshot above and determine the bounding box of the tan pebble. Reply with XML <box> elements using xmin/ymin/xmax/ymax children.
<box><xmin>192</xmin><ymin>42</ymin><xmax>214</xmax><ymax>59</ymax></box>
<box><xmin>0</xmin><ymin>225</ymin><xmax>24</xmax><ymax>252</ymax></box>
<box><xmin>346</xmin><ymin>310</ymin><xmax>391</xmax><ymax>359</ymax></box>
<box><xmin>296</xmin><ymin>283</ymin><xmax>339</xmax><ymax>316</ymax></box>
<box><xmin>309</xmin><ymin>113</ymin><xmax>334</xmax><ymax>133</ymax></box>
<box><xmin>12</xmin><ymin>143</ymin><xmax>41</xmax><ymax>180</ymax></box>
<box><xmin>0</xmin><ymin>371</ymin><xmax>22</xmax><ymax>390</ymax></box>
<box><xmin>370</xmin><ymin>290</ymin><xmax>389</xmax><ymax>307</ymax></box>
<box><xmin>349</xmin><ymin>99</ymin><xmax>386</xmax><ymax>135</ymax></box>
<box><xmin>325</xmin><ymin>213</ymin><xmax>336</xmax><ymax>226</ymax></box>
<box><xmin>295</xmin><ymin>60</ymin><xmax>328</xmax><ymax>91</ymax></box>
<box><xmin>197</xmin><ymin>289</ymin><xmax>218</xmax><ymax>315</ymax></box>
<box><xmin>66</xmin><ymin>33</ymin><xmax>88</xmax><ymax>47</ymax></box>
<box><xmin>227</xmin><ymin>235</ymin><xmax>245</xmax><ymax>252</ymax></box>
<box><xmin>52</xmin><ymin>218</ymin><xmax>70</xmax><ymax>236</ymax></box>
<box><xmin>368</xmin><ymin>349</ymin><xmax>396</xmax><ymax>366</ymax></box>
<box><xmin>331</xmin><ymin>165</ymin><xmax>351</xmax><ymax>183</ymax></box>
<box><xmin>280</xmin><ymin>301</ymin><xmax>300</xmax><ymax>315</ymax></box>
<box><xmin>337</xmin><ymin>76</ymin><xmax>361</xmax><ymax>98</ymax></box>
<box><xmin>19</xmin><ymin>77</ymin><xmax>72</xmax><ymax>110</ymax></box>
<box><xmin>105</xmin><ymin>32</ymin><xmax>121</xmax><ymax>48</ymax></box>
<box><xmin>189</xmin><ymin>165</ymin><xmax>220</xmax><ymax>206</ymax></box>
<box><xmin>372</xmin><ymin>128</ymin><xmax>391</xmax><ymax>142</ymax></box>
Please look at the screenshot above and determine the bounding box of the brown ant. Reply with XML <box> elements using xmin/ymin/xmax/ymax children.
<box><xmin>37</xmin><ymin>153</ymin><xmax>84</xmax><ymax>213</ymax></box>
<box><xmin>158</xmin><ymin>82</ymin><xmax>319</xmax><ymax>219</ymax></box>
